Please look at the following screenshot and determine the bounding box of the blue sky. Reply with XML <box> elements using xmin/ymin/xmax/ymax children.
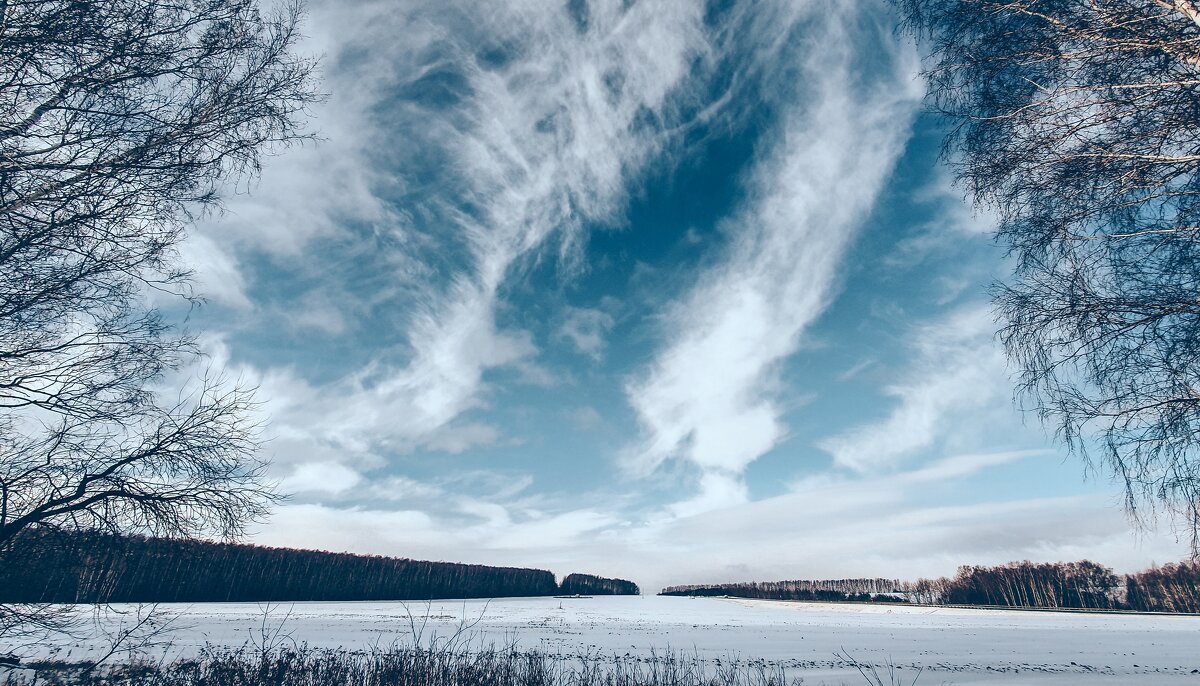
<box><xmin>179</xmin><ymin>0</ymin><xmax>1190</xmax><ymax>591</ymax></box>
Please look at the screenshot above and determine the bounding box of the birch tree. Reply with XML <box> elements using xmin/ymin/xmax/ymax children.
<box><xmin>898</xmin><ymin>0</ymin><xmax>1200</xmax><ymax>550</ymax></box>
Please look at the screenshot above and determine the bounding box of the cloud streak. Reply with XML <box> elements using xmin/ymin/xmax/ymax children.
<box><xmin>625</xmin><ymin>4</ymin><xmax>922</xmax><ymax>503</ymax></box>
<box><xmin>382</xmin><ymin>0</ymin><xmax>711</xmax><ymax>440</ymax></box>
<box><xmin>818</xmin><ymin>305</ymin><xmax>1010</xmax><ymax>472</ymax></box>
<box><xmin>201</xmin><ymin>0</ymin><xmax>716</xmax><ymax>465</ymax></box>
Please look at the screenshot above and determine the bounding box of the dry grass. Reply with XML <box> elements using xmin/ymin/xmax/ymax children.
<box><xmin>2</xmin><ymin>644</ymin><xmax>804</xmax><ymax>686</ymax></box>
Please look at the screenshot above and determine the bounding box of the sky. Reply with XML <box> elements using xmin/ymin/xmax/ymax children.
<box><xmin>179</xmin><ymin>0</ymin><xmax>1191</xmax><ymax>592</ymax></box>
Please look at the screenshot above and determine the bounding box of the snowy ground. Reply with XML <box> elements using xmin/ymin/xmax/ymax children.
<box><xmin>24</xmin><ymin>596</ymin><xmax>1200</xmax><ymax>685</ymax></box>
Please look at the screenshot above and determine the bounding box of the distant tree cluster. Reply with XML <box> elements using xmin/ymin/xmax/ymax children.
<box><xmin>659</xmin><ymin>578</ymin><xmax>906</xmax><ymax>603</ymax></box>
<box><xmin>0</xmin><ymin>528</ymin><xmax>559</xmax><ymax>602</ymax></box>
<box><xmin>559</xmin><ymin>573</ymin><xmax>639</xmax><ymax>596</ymax></box>
<box><xmin>661</xmin><ymin>559</ymin><xmax>1200</xmax><ymax>612</ymax></box>
<box><xmin>916</xmin><ymin>560</ymin><xmax>1200</xmax><ymax>611</ymax></box>
<box><xmin>939</xmin><ymin>561</ymin><xmax>1123</xmax><ymax>609</ymax></box>
<box><xmin>1125</xmin><ymin>561</ymin><xmax>1200</xmax><ymax>612</ymax></box>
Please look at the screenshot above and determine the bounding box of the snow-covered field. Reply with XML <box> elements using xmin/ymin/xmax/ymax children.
<box><xmin>30</xmin><ymin>596</ymin><xmax>1200</xmax><ymax>684</ymax></box>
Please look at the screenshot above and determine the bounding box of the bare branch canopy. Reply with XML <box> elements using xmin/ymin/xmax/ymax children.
<box><xmin>0</xmin><ymin>0</ymin><xmax>322</xmax><ymax>621</ymax></box>
<box><xmin>897</xmin><ymin>0</ymin><xmax>1200</xmax><ymax>551</ymax></box>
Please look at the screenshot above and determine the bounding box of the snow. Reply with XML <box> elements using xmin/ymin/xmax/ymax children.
<box><xmin>29</xmin><ymin>596</ymin><xmax>1200</xmax><ymax>684</ymax></box>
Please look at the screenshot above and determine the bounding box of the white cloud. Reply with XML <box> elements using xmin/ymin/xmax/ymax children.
<box><xmin>202</xmin><ymin>0</ymin><xmax>417</xmax><ymax>257</ymax></box>
<box><xmin>568</xmin><ymin>406</ymin><xmax>603</xmax><ymax>431</ymax></box>
<box><xmin>255</xmin><ymin>503</ymin><xmax>440</xmax><ymax>554</ymax></box>
<box><xmin>286</xmin><ymin>290</ymin><xmax>351</xmax><ymax>335</ymax></box>
<box><xmin>246</xmin><ymin>358</ymin><xmax>513</xmax><ymax>462</ymax></box>
<box><xmin>182</xmin><ymin>0</ymin><xmax>428</xmax><ymax>323</ymax></box>
<box><xmin>884</xmin><ymin>164</ymin><xmax>1003</xmax><ymax>273</ymax></box>
<box><xmin>176</xmin><ymin>233</ymin><xmax>252</xmax><ymax>310</ymax></box>
<box><xmin>256</xmin><ymin>500</ymin><xmax>620</xmax><ymax>565</ymax></box>
<box><xmin>372</xmin><ymin>288</ymin><xmax>538</xmax><ymax>435</ymax></box>
<box><xmin>903</xmin><ymin>449</ymin><xmax>1050</xmax><ymax>483</ymax></box>
<box><xmin>155</xmin><ymin>2</ymin><xmax>1191</xmax><ymax>594</ymax></box>
<box><xmin>441</xmin><ymin>471</ymin><xmax>535</xmax><ymax>500</ymax></box>
<box><xmin>915</xmin><ymin>164</ymin><xmax>1000</xmax><ymax>237</ymax></box>
<box><xmin>559</xmin><ymin>307</ymin><xmax>616</xmax><ymax>361</ymax></box>
<box><xmin>818</xmin><ymin>305</ymin><xmax>1010</xmax><ymax>472</ymax></box>
<box><xmin>485</xmin><ymin>509</ymin><xmax>619</xmax><ymax>550</ymax></box>
<box><xmin>198</xmin><ymin>1</ymin><xmax>930</xmax><ymax>484</ymax></box>
<box><xmin>280</xmin><ymin>461</ymin><xmax>363</xmax><ymax>495</ymax></box>
<box><xmin>421</xmin><ymin>422</ymin><xmax>502</xmax><ymax>455</ymax></box>
<box><xmin>625</xmin><ymin>4</ymin><xmax>923</xmax><ymax>497</ymax></box>
<box><xmin>627</xmin><ymin>450</ymin><xmax>1189</xmax><ymax>590</ymax></box>
<box><xmin>667</xmin><ymin>472</ymin><xmax>749</xmax><ymax>519</ymax></box>
<box><xmin>366</xmin><ymin>475</ymin><xmax>444</xmax><ymax>502</ymax></box>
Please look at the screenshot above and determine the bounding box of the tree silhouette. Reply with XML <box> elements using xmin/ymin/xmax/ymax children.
<box><xmin>0</xmin><ymin>0</ymin><xmax>319</xmax><ymax>636</ymax></box>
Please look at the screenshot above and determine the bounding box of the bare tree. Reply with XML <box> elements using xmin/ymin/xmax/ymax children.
<box><xmin>0</xmin><ymin>0</ymin><xmax>320</xmax><ymax>635</ymax></box>
<box><xmin>896</xmin><ymin>0</ymin><xmax>1200</xmax><ymax>551</ymax></box>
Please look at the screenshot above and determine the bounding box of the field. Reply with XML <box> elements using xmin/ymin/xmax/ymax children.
<box><xmin>15</xmin><ymin>596</ymin><xmax>1200</xmax><ymax>685</ymax></box>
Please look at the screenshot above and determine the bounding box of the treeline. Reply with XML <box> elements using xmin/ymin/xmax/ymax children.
<box><xmin>560</xmin><ymin>573</ymin><xmax>640</xmax><ymax>596</ymax></box>
<box><xmin>660</xmin><ymin>578</ymin><xmax>905</xmax><ymax>603</ymax></box>
<box><xmin>0</xmin><ymin>528</ymin><xmax>637</xmax><ymax>603</ymax></box>
<box><xmin>660</xmin><ymin>560</ymin><xmax>1200</xmax><ymax>613</ymax></box>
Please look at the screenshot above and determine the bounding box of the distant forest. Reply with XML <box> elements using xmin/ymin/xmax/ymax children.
<box><xmin>661</xmin><ymin>577</ymin><xmax>908</xmax><ymax>604</ymax></box>
<box><xmin>0</xmin><ymin>528</ymin><xmax>638</xmax><ymax>603</ymax></box>
<box><xmin>660</xmin><ymin>560</ymin><xmax>1200</xmax><ymax>613</ymax></box>
<box><xmin>559</xmin><ymin>573</ymin><xmax>639</xmax><ymax>596</ymax></box>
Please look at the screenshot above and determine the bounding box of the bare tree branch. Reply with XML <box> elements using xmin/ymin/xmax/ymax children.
<box><xmin>0</xmin><ymin>0</ymin><xmax>320</xmax><ymax>639</ymax></box>
<box><xmin>897</xmin><ymin>0</ymin><xmax>1200</xmax><ymax>554</ymax></box>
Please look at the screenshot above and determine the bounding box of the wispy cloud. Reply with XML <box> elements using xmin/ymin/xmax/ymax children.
<box><xmin>280</xmin><ymin>461</ymin><xmax>364</xmax><ymax>496</ymax></box>
<box><xmin>181</xmin><ymin>0</ymin><xmax>422</xmax><ymax>314</ymax></box>
<box><xmin>559</xmin><ymin>306</ymin><xmax>616</xmax><ymax>361</ymax></box>
<box><xmin>380</xmin><ymin>0</ymin><xmax>711</xmax><ymax>440</ymax></box>
<box><xmin>624</xmin><ymin>4</ymin><xmax>922</xmax><ymax>498</ymax></box>
<box><xmin>176</xmin><ymin>233</ymin><xmax>252</xmax><ymax>310</ymax></box>
<box><xmin>818</xmin><ymin>305</ymin><xmax>1010</xmax><ymax>472</ymax></box>
<box><xmin>204</xmin><ymin>0</ymin><xmax>417</xmax><ymax>255</ymax></box>
<box><xmin>202</xmin><ymin>0</ymin><xmax>717</xmax><ymax>466</ymax></box>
